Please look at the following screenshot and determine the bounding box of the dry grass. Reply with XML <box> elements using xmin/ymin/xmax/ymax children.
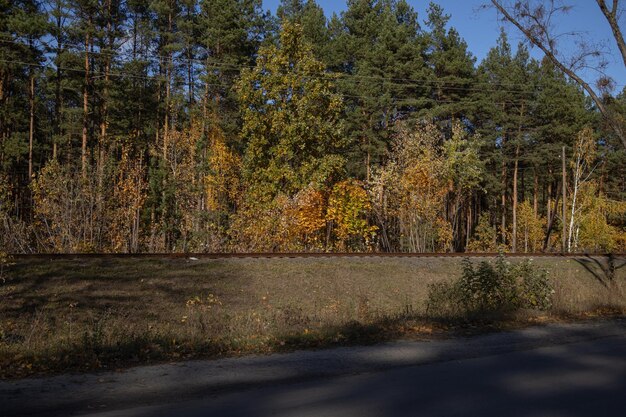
<box><xmin>0</xmin><ymin>255</ymin><xmax>624</xmax><ymax>378</ymax></box>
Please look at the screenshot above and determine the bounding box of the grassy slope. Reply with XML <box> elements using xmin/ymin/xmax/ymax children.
<box><xmin>1</xmin><ymin>256</ymin><xmax>624</xmax><ymax>378</ymax></box>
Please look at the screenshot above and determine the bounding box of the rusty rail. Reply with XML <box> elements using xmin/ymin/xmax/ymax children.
<box><xmin>9</xmin><ymin>252</ymin><xmax>624</xmax><ymax>260</ymax></box>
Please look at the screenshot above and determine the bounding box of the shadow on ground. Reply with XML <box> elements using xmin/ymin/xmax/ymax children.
<box><xmin>2</xmin><ymin>319</ymin><xmax>625</xmax><ymax>417</ymax></box>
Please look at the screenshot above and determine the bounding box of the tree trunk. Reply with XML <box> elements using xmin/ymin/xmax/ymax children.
<box><xmin>543</xmin><ymin>187</ymin><xmax>561</xmax><ymax>252</ymax></box>
<box><xmin>596</xmin><ymin>0</ymin><xmax>626</xmax><ymax>67</ymax></box>
<box><xmin>28</xmin><ymin>73</ymin><xmax>35</xmax><ymax>181</ymax></box>
<box><xmin>512</xmin><ymin>144</ymin><xmax>519</xmax><ymax>253</ymax></box>
<box><xmin>533</xmin><ymin>170</ymin><xmax>538</xmax><ymax>218</ymax></box>
<box><xmin>53</xmin><ymin>1</ymin><xmax>63</xmax><ymax>161</ymax></box>
<box><xmin>161</xmin><ymin>6</ymin><xmax>174</xmax><ymax>250</ymax></box>
<box><xmin>202</xmin><ymin>58</ymin><xmax>210</xmax><ymax>135</ymax></box>
<box><xmin>163</xmin><ymin>56</ymin><xmax>170</xmax><ymax>163</ymax></box>
<box><xmin>466</xmin><ymin>200</ymin><xmax>472</xmax><ymax>249</ymax></box>
<box><xmin>547</xmin><ymin>170</ymin><xmax>553</xmax><ymax>226</ymax></box>
<box><xmin>187</xmin><ymin>46</ymin><xmax>194</xmax><ymax>106</ymax></box>
<box><xmin>82</xmin><ymin>26</ymin><xmax>90</xmax><ymax>178</ymax></box>
<box><xmin>500</xmin><ymin>155</ymin><xmax>507</xmax><ymax>244</ymax></box>
<box><xmin>99</xmin><ymin>0</ymin><xmax>112</xmax><ymax>155</ymax></box>
<box><xmin>562</xmin><ymin>146</ymin><xmax>567</xmax><ymax>253</ymax></box>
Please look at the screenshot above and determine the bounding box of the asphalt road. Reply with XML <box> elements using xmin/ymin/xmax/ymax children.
<box><xmin>85</xmin><ymin>334</ymin><xmax>626</xmax><ymax>417</ymax></box>
<box><xmin>3</xmin><ymin>320</ymin><xmax>626</xmax><ymax>417</ymax></box>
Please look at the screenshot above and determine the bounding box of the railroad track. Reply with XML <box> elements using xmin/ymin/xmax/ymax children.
<box><xmin>10</xmin><ymin>252</ymin><xmax>625</xmax><ymax>260</ymax></box>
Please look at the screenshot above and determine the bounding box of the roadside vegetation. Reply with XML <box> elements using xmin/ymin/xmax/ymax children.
<box><xmin>427</xmin><ymin>254</ymin><xmax>554</xmax><ymax>318</ymax></box>
<box><xmin>1</xmin><ymin>255</ymin><xmax>624</xmax><ymax>379</ymax></box>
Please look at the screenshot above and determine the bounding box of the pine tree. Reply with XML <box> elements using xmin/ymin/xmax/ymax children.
<box><xmin>422</xmin><ymin>2</ymin><xmax>476</xmax><ymax>123</ymax></box>
<box><xmin>333</xmin><ymin>0</ymin><xmax>429</xmax><ymax>179</ymax></box>
<box><xmin>474</xmin><ymin>29</ymin><xmax>513</xmax><ymax>238</ymax></box>
<box><xmin>198</xmin><ymin>0</ymin><xmax>267</xmax><ymax>140</ymax></box>
<box><xmin>0</xmin><ymin>0</ymin><xmax>47</xmax><ymax>212</ymax></box>
<box><xmin>475</xmin><ymin>32</ymin><xmax>537</xmax><ymax>250</ymax></box>
<box><xmin>533</xmin><ymin>57</ymin><xmax>590</xmax><ymax>249</ymax></box>
<box><xmin>277</xmin><ymin>0</ymin><xmax>329</xmax><ymax>61</ymax></box>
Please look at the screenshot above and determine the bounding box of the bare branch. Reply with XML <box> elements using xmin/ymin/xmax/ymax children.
<box><xmin>596</xmin><ymin>0</ymin><xmax>626</xmax><ymax>67</ymax></box>
<box><xmin>490</xmin><ymin>0</ymin><xmax>626</xmax><ymax>150</ymax></box>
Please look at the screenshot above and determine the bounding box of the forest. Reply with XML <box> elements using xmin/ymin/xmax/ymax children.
<box><xmin>0</xmin><ymin>0</ymin><xmax>625</xmax><ymax>254</ymax></box>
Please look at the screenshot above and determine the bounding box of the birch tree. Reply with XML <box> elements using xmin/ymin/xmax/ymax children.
<box><xmin>567</xmin><ymin>126</ymin><xmax>596</xmax><ymax>251</ymax></box>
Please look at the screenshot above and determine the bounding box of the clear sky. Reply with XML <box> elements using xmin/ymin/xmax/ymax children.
<box><xmin>262</xmin><ymin>0</ymin><xmax>626</xmax><ymax>90</ymax></box>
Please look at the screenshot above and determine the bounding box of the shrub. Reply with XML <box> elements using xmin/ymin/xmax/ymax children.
<box><xmin>0</xmin><ymin>251</ymin><xmax>14</xmax><ymax>283</ymax></box>
<box><xmin>514</xmin><ymin>260</ymin><xmax>553</xmax><ymax>310</ymax></box>
<box><xmin>427</xmin><ymin>254</ymin><xmax>553</xmax><ymax>317</ymax></box>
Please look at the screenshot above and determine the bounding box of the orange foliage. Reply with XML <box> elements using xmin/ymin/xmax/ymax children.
<box><xmin>371</xmin><ymin>123</ymin><xmax>453</xmax><ymax>252</ymax></box>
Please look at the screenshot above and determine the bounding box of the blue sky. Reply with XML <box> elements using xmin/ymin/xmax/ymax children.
<box><xmin>262</xmin><ymin>1</ymin><xmax>625</xmax><ymax>90</ymax></box>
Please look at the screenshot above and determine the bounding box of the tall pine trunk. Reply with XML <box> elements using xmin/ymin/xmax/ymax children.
<box><xmin>28</xmin><ymin>73</ymin><xmax>35</xmax><ymax>181</ymax></box>
<box><xmin>533</xmin><ymin>170</ymin><xmax>538</xmax><ymax>218</ymax></box>
<box><xmin>512</xmin><ymin>144</ymin><xmax>519</xmax><ymax>252</ymax></box>
<box><xmin>82</xmin><ymin>25</ymin><xmax>91</xmax><ymax>178</ymax></box>
<box><xmin>500</xmin><ymin>154</ymin><xmax>507</xmax><ymax>244</ymax></box>
<box><xmin>53</xmin><ymin>0</ymin><xmax>63</xmax><ymax>161</ymax></box>
<box><xmin>561</xmin><ymin>146</ymin><xmax>567</xmax><ymax>253</ymax></box>
<box><xmin>547</xmin><ymin>170</ymin><xmax>552</xmax><ymax>226</ymax></box>
<box><xmin>512</xmin><ymin>103</ymin><xmax>524</xmax><ymax>253</ymax></box>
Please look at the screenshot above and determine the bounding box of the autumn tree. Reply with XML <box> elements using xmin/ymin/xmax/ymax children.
<box><xmin>443</xmin><ymin>123</ymin><xmax>484</xmax><ymax>251</ymax></box>
<box><xmin>31</xmin><ymin>160</ymin><xmax>101</xmax><ymax>252</ymax></box>
<box><xmin>326</xmin><ymin>180</ymin><xmax>376</xmax><ymax>251</ymax></box>
<box><xmin>232</xmin><ymin>21</ymin><xmax>346</xmax><ymax>250</ymax></box>
<box><xmin>574</xmin><ymin>183</ymin><xmax>626</xmax><ymax>252</ymax></box>
<box><xmin>567</xmin><ymin>126</ymin><xmax>597</xmax><ymax>251</ymax></box>
<box><xmin>235</xmin><ymin>21</ymin><xmax>346</xmax><ymax>199</ymax></box>
<box><xmin>109</xmin><ymin>144</ymin><xmax>147</xmax><ymax>253</ymax></box>
<box><xmin>513</xmin><ymin>199</ymin><xmax>546</xmax><ymax>252</ymax></box>
<box><xmin>202</xmin><ymin>122</ymin><xmax>242</xmax><ymax>250</ymax></box>
<box><xmin>467</xmin><ymin>213</ymin><xmax>499</xmax><ymax>252</ymax></box>
<box><xmin>370</xmin><ymin>122</ymin><xmax>461</xmax><ymax>252</ymax></box>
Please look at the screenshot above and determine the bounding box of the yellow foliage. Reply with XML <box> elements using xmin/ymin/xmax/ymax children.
<box><xmin>231</xmin><ymin>186</ymin><xmax>328</xmax><ymax>252</ymax></box>
<box><xmin>513</xmin><ymin>200</ymin><xmax>546</xmax><ymax>253</ymax></box>
<box><xmin>230</xmin><ymin>194</ymin><xmax>292</xmax><ymax>252</ymax></box>
<box><xmin>371</xmin><ymin>122</ymin><xmax>452</xmax><ymax>252</ymax></box>
<box><xmin>151</xmin><ymin>120</ymin><xmax>241</xmax><ymax>252</ymax></box>
<box><xmin>109</xmin><ymin>145</ymin><xmax>147</xmax><ymax>253</ymax></box>
<box><xmin>204</xmin><ymin>124</ymin><xmax>241</xmax><ymax>213</ymax></box>
<box><xmin>467</xmin><ymin>213</ymin><xmax>499</xmax><ymax>253</ymax></box>
<box><xmin>436</xmin><ymin>218</ymin><xmax>454</xmax><ymax>253</ymax></box>
<box><xmin>284</xmin><ymin>186</ymin><xmax>327</xmax><ymax>249</ymax></box>
<box><xmin>574</xmin><ymin>182</ymin><xmax>626</xmax><ymax>252</ymax></box>
<box><xmin>235</xmin><ymin>21</ymin><xmax>345</xmax><ymax>198</ymax></box>
<box><xmin>326</xmin><ymin>180</ymin><xmax>376</xmax><ymax>250</ymax></box>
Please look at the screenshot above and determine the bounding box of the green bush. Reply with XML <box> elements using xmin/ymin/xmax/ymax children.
<box><xmin>427</xmin><ymin>254</ymin><xmax>553</xmax><ymax>317</ymax></box>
